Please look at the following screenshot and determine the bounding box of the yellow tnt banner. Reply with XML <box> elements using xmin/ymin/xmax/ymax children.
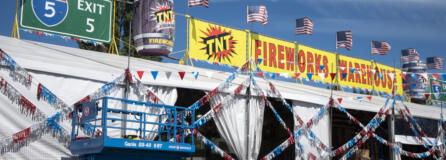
<box><xmin>296</xmin><ymin>44</ymin><xmax>337</xmax><ymax>83</ymax></box>
<box><xmin>188</xmin><ymin>18</ymin><xmax>247</xmax><ymax>67</ymax></box>
<box><xmin>250</xmin><ymin>33</ymin><xmax>296</xmax><ymax>76</ymax></box>
<box><xmin>338</xmin><ymin>55</ymin><xmax>403</xmax><ymax>95</ymax></box>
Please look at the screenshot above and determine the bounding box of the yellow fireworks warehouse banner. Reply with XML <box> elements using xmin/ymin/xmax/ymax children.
<box><xmin>188</xmin><ymin>18</ymin><xmax>247</xmax><ymax>67</ymax></box>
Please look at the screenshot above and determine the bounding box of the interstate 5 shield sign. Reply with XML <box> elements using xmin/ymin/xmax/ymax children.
<box><xmin>430</xmin><ymin>79</ymin><xmax>446</xmax><ymax>102</ymax></box>
<box><xmin>20</xmin><ymin>0</ymin><xmax>112</xmax><ymax>43</ymax></box>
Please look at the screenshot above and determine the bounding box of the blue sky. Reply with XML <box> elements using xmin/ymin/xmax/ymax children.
<box><xmin>1</xmin><ymin>0</ymin><xmax>445</xmax><ymax>70</ymax></box>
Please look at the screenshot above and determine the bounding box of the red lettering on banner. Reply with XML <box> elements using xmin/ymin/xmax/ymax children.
<box><xmin>322</xmin><ymin>56</ymin><xmax>328</xmax><ymax>74</ymax></box>
<box><xmin>285</xmin><ymin>47</ymin><xmax>295</xmax><ymax>71</ymax></box>
<box><xmin>367</xmin><ymin>65</ymin><xmax>372</xmax><ymax>85</ymax></box>
<box><xmin>338</xmin><ymin>59</ymin><xmax>347</xmax><ymax>81</ymax></box>
<box><xmin>348</xmin><ymin>62</ymin><xmax>354</xmax><ymax>82</ymax></box>
<box><xmin>355</xmin><ymin>63</ymin><xmax>361</xmax><ymax>83</ymax></box>
<box><xmin>307</xmin><ymin>51</ymin><xmax>314</xmax><ymax>73</ymax></box>
<box><xmin>278</xmin><ymin>45</ymin><xmax>285</xmax><ymax>69</ymax></box>
<box><xmin>255</xmin><ymin>40</ymin><xmax>262</xmax><ymax>64</ymax></box>
<box><xmin>387</xmin><ymin>70</ymin><xmax>393</xmax><ymax>89</ymax></box>
<box><xmin>381</xmin><ymin>69</ymin><xmax>387</xmax><ymax>88</ymax></box>
<box><xmin>361</xmin><ymin>64</ymin><xmax>367</xmax><ymax>84</ymax></box>
<box><xmin>269</xmin><ymin>43</ymin><xmax>277</xmax><ymax>68</ymax></box>
<box><xmin>263</xmin><ymin>41</ymin><xmax>268</xmax><ymax>66</ymax></box>
<box><xmin>298</xmin><ymin>50</ymin><xmax>305</xmax><ymax>73</ymax></box>
<box><xmin>374</xmin><ymin>67</ymin><xmax>380</xmax><ymax>87</ymax></box>
<box><xmin>13</xmin><ymin>128</ymin><xmax>31</xmax><ymax>143</ymax></box>
<box><xmin>315</xmin><ymin>54</ymin><xmax>322</xmax><ymax>74</ymax></box>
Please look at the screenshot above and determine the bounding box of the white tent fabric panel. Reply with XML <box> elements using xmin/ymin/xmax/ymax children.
<box><xmin>210</xmin><ymin>90</ymin><xmax>265</xmax><ymax>160</ymax></box>
<box><xmin>293</xmin><ymin>101</ymin><xmax>330</xmax><ymax>160</ymax></box>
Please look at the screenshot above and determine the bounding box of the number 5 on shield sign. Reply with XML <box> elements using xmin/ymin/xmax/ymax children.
<box><xmin>32</xmin><ymin>0</ymin><xmax>69</xmax><ymax>27</ymax></box>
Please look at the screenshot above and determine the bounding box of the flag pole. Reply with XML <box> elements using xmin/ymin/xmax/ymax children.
<box><xmin>371</xmin><ymin>41</ymin><xmax>375</xmax><ymax>96</ymax></box>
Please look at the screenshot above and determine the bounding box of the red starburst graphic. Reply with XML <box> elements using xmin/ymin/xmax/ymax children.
<box><xmin>200</xmin><ymin>25</ymin><xmax>237</xmax><ymax>62</ymax></box>
<box><xmin>156</xmin><ymin>5</ymin><xmax>170</xmax><ymax>12</ymax></box>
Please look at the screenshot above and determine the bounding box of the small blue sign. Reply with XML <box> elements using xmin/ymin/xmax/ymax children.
<box><xmin>32</xmin><ymin>0</ymin><xmax>68</xmax><ymax>27</ymax></box>
<box><xmin>82</xmin><ymin>101</ymin><xmax>97</xmax><ymax>122</ymax></box>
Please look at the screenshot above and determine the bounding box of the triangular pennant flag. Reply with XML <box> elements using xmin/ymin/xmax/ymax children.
<box><xmin>295</xmin><ymin>73</ymin><xmax>301</xmax><ymax>79</ymax></box>
<box><xmin>350</xmin><ymin>68</ymin><xmax>356</xmax><ymax>74</ymax></box>
<box><xmin>341</xmin><ymin>73</ymin><xmax>348</xmax><ymax>79</ymax></box>
<box><xmin>389</xmin><ymin>73</ymin><xmax>395</xmax><ymax>81</ymax></box>
<box><xmin>330</xmin><ymin>73</ymin><xmax>337</xmax><ymax>80</ymax></box>
<box><xmin>151</xmin><ymin>71</ymin><xmax>159</xmax><ymax>80</ymax></box>
<box><xmin>270</xmin><ymin>73</ymin><xmax>276</xmax><ymax>79</ymax></box>
<box><xmin>401</xmin><ymin>73</ymin><xmax>406</xmax><ymax>80</ymax></box>
<box><xmin>403</xmin><ymin>84</ymin><xmax>407</xmax><ymax>89</ymax></box>
<box><xmin>337</xmin><ymin>98</ymin><xmax>343</xmax><ymax>104</ymax></box>
<box><xmin>165</xmin><ymin>72</ymin><xmax>172</xmax><ymax>80</ymax></box>
<box><xmin>257</xmin><ymin>58</ymin><xmax>263</xmax><ymax>65</ymax></box>
<box><xmin>137</xmin><ymin>71</ymin><xmax>144</xmax><ymax>79</ymax></box>
<box><xmin>366</xmin><ymin>96</ymin><xmax>372</xmax><ymax>101</ymax></box>
<box><xmin>206</xmin><ymin>71</ymin><xmax>213</xmax><ymax>79</ymax></box>
<box><xmin>425</xmin><ymin>94</ymin><xmax>430</xmax><ymax>100</ymax></box>
<box><xmin>378</xmin><ymin>73</ymin><xmax>383</xmax><ymax>80</ymax></box>
<box><xmin>410</xmin><ymin>73</ymin><xmax>417</xmax><ymax>80</ymax></box>
<box><xmin>433</xmin><ymin>73</ymin><xmax>439</xmax><ymax>80</ymax></box>
<box><xmin>320</xmin><ymin>65</ymin><xmax>325</xmax><ymax>71</ymax></box>
<box><xmin>339</xmin><ymin>67</ymin><xmax>346</xmax><ymax>72</ymax></box>
<box><xmin>178</xmin><ymin>72</ymin><xmax>186</xmax><ymax>80</ymax></box>
<box><xmin>193</xmin><ymin>71</ymin><xmax>199</xmax><ymax>80</ymax></box>
<box><xmin>411</xmin><ymin>84</ymin><xmax>416</xmax><ymax>89</ymax></box>
<box><xmin>307</xmin><ymin>73</ymin><xmax>313</xmax><ymax>80</ymax></box>
<box><xmin>318</xmin><ymin>73</ymin><xmax>325</xmax><ymax>81</ymax></box>
<box><xmin>257</xmin><ymin>72</ymin><xmax>264</xmax><ymax>77</ymax></box>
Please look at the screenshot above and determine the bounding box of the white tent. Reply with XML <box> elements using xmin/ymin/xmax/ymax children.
<box><xmin>0</xmin><ymin>35</ymin><xmax>442</xmax><ymax>159</ymax></box>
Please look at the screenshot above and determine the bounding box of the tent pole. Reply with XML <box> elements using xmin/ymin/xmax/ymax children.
<box><xmin>388</xmin><ymin>60</ymin><xmax>396</xmax><ymax>160</ymax></box>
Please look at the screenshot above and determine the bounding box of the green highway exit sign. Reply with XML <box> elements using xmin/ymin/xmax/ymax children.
<box><xmin>20</xmin><ymin>0</ymin><xmax>112</xmax><ymax>43</ymax></box>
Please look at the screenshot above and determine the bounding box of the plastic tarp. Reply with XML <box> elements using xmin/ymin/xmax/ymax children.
<box><xmin>293</xmin><ymin>100</ymin><xmax>330</xmax><ymax>160</ymax></box>
<box><xmin>210</xmin><ymin>88</ymin><xmax>265</xmax><ymax>160</ymax></box>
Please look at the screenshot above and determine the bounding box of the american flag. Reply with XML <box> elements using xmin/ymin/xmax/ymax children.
<box><xmin>247</xmin><ymin>5</ymin><xmax>268</xmax><ymax>25</ymax></box>
<box><xmin>427</xmin><ymin>57</ymin><xmax>443</xmax><ymax>70</ymax></box>
<box><xmin>336</xmin><ymin>30</ymin><xmax>353</xmax><ymax>51</ymax></box>
<box><xmin>295</xmin><ymin>17</ymin><xmax>313</xmax><ymax>35</ymax></box>
<box><xmin>188</xmin><ymin>0</ymin><xmax>209</xmax><ymax>8</ymax></box>
<box><xmin>401</xmin><ymin>48</ymin><xmax>420</xmax><ymax>63</ymax></box>
<box><xmin>371</xmin><ymin>41</ymin><xmax>391</xmax><ymax>55</ymax></box>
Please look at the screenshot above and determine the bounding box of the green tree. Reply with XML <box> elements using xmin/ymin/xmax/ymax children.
<box><xmin>77</xmin><ymin>1</ymin><xmax>161</xmax><ymax>62</ymax></box>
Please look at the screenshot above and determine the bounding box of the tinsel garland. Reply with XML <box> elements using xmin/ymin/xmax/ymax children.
<box><xmin>0</xmin><ymin>51</ymin><xmax>33</xmax><ymax>89</ymax></box>
<box><xmin>0</xmin><ymin>77</ymin><xmax>46</xmax><ymax>121</ymax></box>
<box><xmin>194</xmin><ymin>77</ymin><xmax>251</xmax><ymax>128</ymax></box>
<box><xmin>0</xmin><ymin>50</ymin><xmax>126</xmax><ymax>155</ymax></box>
<box><xmin>261</xmin><ymin>136</ymin><xmax>298</xmax><ymax>160</ymax></box>
<box><xmin>187</xmin><ymin>60</ymin><xmax>250</xmax><ymax>114</ymax></box>
<box><xmin>249</xmin><ymin>69</ymin><xmax>332</xmax><ymax>159</ymax></box>
<box><xmin>401</xmin><ymin>105</ymin><xmax>434</xmax><ymax>145</ymax></box>
<box><xmin>0</xmin><ymin>122</ymin><xmax>46</xmax><ymax>155</ymax></box>
<box><xmin>333</xmin><ymin>98</ymin><xmax>394</xmax><ymax>158</ymax></box>
<box><xmin>194</xmin><ymin>129</ymin><xmax>234</xmax><ymax>160</ymax></box>
<box><xmin>0</xmin><ymin>113</ymin><xmax>71</xmax><ymax>155</ymax></box>
<box><xmin>334</xmin><ymin>99</ymin><xmax>444</xmax><ymax>159</ymax></box>
<box><xmin>399</xmin><ymin>108</ymin><xmax>435</xmax><ymax>151</ymax></box>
